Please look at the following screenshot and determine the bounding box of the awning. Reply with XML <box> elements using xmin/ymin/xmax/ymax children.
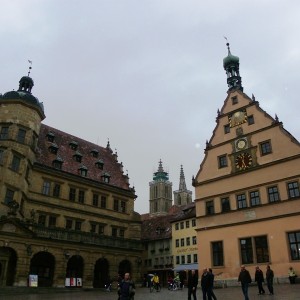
<box><xmin>172</xmin><ymin>263</ymin><xmax>198</xmax><ymax>272</ymax></box>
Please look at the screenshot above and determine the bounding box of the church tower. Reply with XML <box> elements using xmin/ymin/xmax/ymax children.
<box><xmin>173</xmin><ymin>165</ymin><xmax>192</xmax><ymax>206</ymax></box>
<box><xmin>149</xmin><ymin>160</ymin><xmax>173</xmax><ymax>216</ymax></box>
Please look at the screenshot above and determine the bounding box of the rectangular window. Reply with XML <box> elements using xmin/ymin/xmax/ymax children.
<box><xmin>212</xmin><ymin>241</ymin><xmax>224</xmax><ymax>266</ymax></box>
<box><xmin>287</xmin><ymin>181</ymin><xmax>300</xmax><ymax>199</ymax></box>
<box><xmin>192</xmin><ymin>219</ymin><xmax>196</xmax><ymax>227</ymax></box>
<box><xmin>0</xmin><ymin>126</ymin><xmax>9</xmax><ymax>140</ymax></box>
<box><xmin>53</xmin><ymin>184</ymin><xmax>60</xmax><ymax>198</ymax></box>
<box><xmin>78</xmin><ymin>190</ymin><xmax>85</xmax><ymax>204</ymax></box>
<box><xmin>11</xmin><ymin>155</ymin><xmax>21</xmax><ymax>172</ymax></box>
<box><xmin>193</xmin><ymin>254</ymin><xmax>198</xmax><ymax>263</ymax></box>
<box><xmin>119</xmin><ymin>229</ymin><xmax>125</xmax><ymax>238</ymax></box>
<box><xmin>250</xmin><ymin>190</ymin><xmax>260</xmax><ymax>206</ymax></box>
<box><xmin>17</xmin><ymin>128</ymin><xmax>26</xmax><ymax>143</ymax></box>
<box><xmin>255</xmin><ymin>236</ymin><xmax>269</xmax><ymax>263</ymax></box>
<box><xmin>75</xmin><ymin>221</ymin><xmax>81</xmax><ymax>231</ymax></box>
<box><xmin>91</xmin><ymin>223</ymin><xmax>96</xmax><ymax>233</ymax></box>
<box><xmin>221</xmin><ymin>197</ymin><xmax>231</xmax><ymax>212</ymax></box>
<box><xmin>66</xmin><ymin>219</ymin><xmax>73</xmax><ymax>229</ymax></box>
<box><xmin>49</xmin><ymin>216</ymin><xmax>56</xmax><ymax>227</ymax></box>
<box><xmin>176</xmin><ymin>239</ymin><xmax>179</xmax><ymax>247</ymax></box>
<box><xmin>113</xmin><ymin>199</ymin><xmax>119</xmax><ymax>211</ymax></box>
<box><xmin>240</xmin><ymin>238</ymin><xmax>253</xmax><ymax>264</ymax></box>
<box><xmin>38</xmin><ymin>214</ymin><xmax>46</xmax><ymax>226</ymax></box>
<box><xmin>112</xmin><ymin>227</ymin><xmax>117</xmax><ymax>237</ymax></box>
<box><xmin>4</xmin><ymin>189</ymin><xmax>14</xmax><ymax>205</ymax></box>
<box><xmin>180</xmin><ymin>222</ymin><xmax>184</xmax><ymax>229</ymax></box>
<box><xmin>218</xmin><ymin>155</ymin><xmax>228</xmax><ymax>168</ymax></box>
<box><xmin>268</xmin><ymin>186</ymin><xmax>280</xmax><ymax>203</ymax></box>
<box><xmin>42</xmin><ymin>181</ymin><xmax>51</xmax><ymax>196</ymax></box>
<box><xmin>0</xmin><ymin>149</ymin><xmax>4</xmax><ymax>165</ymax></box>
<box><xmin>99</xmin><ymin>225</ymin><xmax>104</xmax><ymax>234</ymax></box>
<box><xmin>181</xmin><ymin>255</ymin><xmax>185</xmax><ymax>264</ymax></box>
<box><xmin>206</xmin><ymin>200</ymin><xmax>215</xmax><ymax>215</ymax></box>
<box><xmin>192</xmin><ymin>236</ymin><xmax>197</xmax><ymax>245</ymax></box>
<box><xmin>186</xmin><ymin>237</ymin><xmax>190</xmax><ymax>246</ymax></box>
<box><xmin>100</xmin><ymin>195</ymin><xmax>107</xmax><ymax>208</ymax></box>
<box><xmin>69</xmin><ymin>188</ymin><xmax>76</xmax><ymax>201</ymax></box>
<box><xmin>186</xmin><ymin>220</ymin><xmax>190</xmax><ymax>228</ymax></box>
<box><xmin>176</xmin><ymin>256</ymin><xmax>180</xmax><ymax>264</ymax></box>
<box><xmin>175</xmin><ymin>223</ymin><xmax>179</xmax><ymax>230</ymax></box>
<box><xmin>237</xmin><ymin>193</ymin><xmax>247</xmax><ymax>209</ymax></box>
<box><xmin>187</xmin><ymin>254</ymin><xmax>191</xmax><ymax>263</ymax></box>
<box><xmin>93</xmin><ymin>194</ymin><xmax>99</xmax><ymax>206</ymax></box>
<box><xmin>247</xmin><ymin>115</ymin><xmax>254</xmax><ymax>125</ymax></box>
<box><xmin>120</xmin><ymin>201</ymin><xmax>126</xmax><ymax>213</ymax></box>
<box><xmin>181</xmin><ymin>238</ymin><xmax>184</xmax><ymax>247</ymax></box>
<box><xmin>224</xmin><ymin>124</ymin><xmax>230</xmax><ymax>134</ymax></box>
<box><xmin>288</xmin><ymin>231</ymin><xmax>300</xmax><ymax>260</ymax></box>
<box><xmin>260</xmin><ymin>140</ymin><xmax>272</xmax><ymax>155</ymax></box>
<box><xmin>231</xmin><ymin>96</ymin><xmax>238</xmax><ymax>104</ymax></box>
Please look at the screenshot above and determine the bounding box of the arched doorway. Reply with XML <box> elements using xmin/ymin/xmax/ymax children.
<box><xmin>65</xmin><ymin>255</ymin><xmax>83</xmax><ymax>287</ymax></box>
<box><xmin>29</xmin><ymin>251</ymin><xmax>55</xmax><ymax>287</ymax></box>
<box><xmin>93</xmin><ymin>258</ymin><xmax>109</xmax><ymax>288</ymax></box>
<box><xmin>0</xmin><ymin>247</ymin><xmax>17</xmax><ymax>286</ymax></box>
<box><xmin>118</xmin><ymin>259</ymin><xmax>131</xmax><ymax>278</ymax></box>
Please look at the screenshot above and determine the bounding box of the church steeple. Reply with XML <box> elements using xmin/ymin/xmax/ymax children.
<box><xmin>173</xmin><ymin>165</ymin><xmax>192</xmax><ymax>206</ymax></box>
<box><xmin>149</xmin><ymin>160</ymin><xmax>173</xmax><ymax>216</ymax></box>
<box><xmin>223</xmin><ymin>42</ymin><xmax>243</xmax><ymax>92</ymax></box>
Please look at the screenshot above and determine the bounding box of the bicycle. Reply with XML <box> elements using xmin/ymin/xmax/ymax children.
<box><xmin>150</xmin><ymin>282</ymin><xmax>161</xmax><ymax>292</ymax></box>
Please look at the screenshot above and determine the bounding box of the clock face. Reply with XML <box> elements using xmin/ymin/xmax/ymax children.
<box><xmin>229</xmin><ymin>110</ymin><xmax>247</xmax><ymax>127</ymax></box>
<box><xmin>235</xmin><ymin>153</ymin><xmax>253</xmax><ymax>170</ymax></box>
<box><xmin>235</xmin><ymin>138</ymin><xmax>248</xmax><ymax>151</ymax></box>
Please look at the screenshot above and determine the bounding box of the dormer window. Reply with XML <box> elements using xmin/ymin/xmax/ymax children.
<box><xmin>49</xmin><ymin>143</ymin><xmax>59</xmax><ymax>154</ymax></box>
<box><xmin>79</xmin><ymin>165</ymin><xmax>88</xmax><ymax>177</ymax></box>
<box><xmin>69</xmin><ymin>141</ymin><xmax>78</xmax><ymax>150</ymax></box>
<box><xmin>73</xmin><ymin>151</ymin><xmax>82</xmax><ymax>163</ymax></box>
<box><xmin>95</xmin><ymin>159</ymin><xmax>104</xmax><ymax>170</ymax></box>
<box><xmin>101</xmin><ymin>172</ymin><xmax>110</xmax><ymax>183</ymax></box>
<box><xmin>52</xmin><ymin>157</ymin><xmax>63</xmax><ymax>170</ymax></box>
<box><xmin>91</xmin><ymin>149</ymin><xmax>99</xmax><ymax>158</ymax></box>
<box><xmin>46</xmin><ymin>131</ymin><xmax>55</xmax><ymax>142</ymax></box>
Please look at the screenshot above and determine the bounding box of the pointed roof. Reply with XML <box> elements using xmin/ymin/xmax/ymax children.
<box><xmin>178</xmin><ymin>165</ymin><xmax>187</xmax><ymax>190</ymax></box>
<box><xmin>153</xmin><ymin>159</ymin><xmax>169</xmax><ymax>181</ymax></box>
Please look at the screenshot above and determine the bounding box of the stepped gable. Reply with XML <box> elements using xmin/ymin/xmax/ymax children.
<box><xmin>35</xmin><ymin>124</ymin><xmax>131</xmax><ymax>191</ymax></box>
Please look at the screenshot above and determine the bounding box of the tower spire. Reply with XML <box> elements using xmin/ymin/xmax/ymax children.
<box><xmin>223</xmin><ymin>41</ymin><xmax>243</xmax><ymax>92</ymax></box>
<box><xmin>179</xmin><ymin>165</ymin><xmax>187</xmax><ymax>191</ymax></box>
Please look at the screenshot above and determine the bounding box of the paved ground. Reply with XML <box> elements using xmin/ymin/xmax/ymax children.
<box><xmin>1</xmin><ymin>284</ymin><xmax>300</xmax><ymax>300</ymax></box>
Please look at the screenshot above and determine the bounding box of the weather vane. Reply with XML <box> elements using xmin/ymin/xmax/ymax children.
<box><xmin>28</xmin><ymin>60</ymin><xmax>33</xmax><ymax>76</ymax></box>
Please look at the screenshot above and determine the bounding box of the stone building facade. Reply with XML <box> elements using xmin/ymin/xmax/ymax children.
<box><xmin>0</xmin><ymin>74</ymin><xmax>142</xmax><ymax>287</ymax></box>
<box><xmin>194</xmin><ymin>43</ymin><xmax>300</xmax><ymax>283</ymax></box>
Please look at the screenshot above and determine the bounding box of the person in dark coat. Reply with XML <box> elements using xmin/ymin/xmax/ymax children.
<box><xmin>188</xmin><ymin>269</ymin><xmax>198</xmax><ymax>300</ymax></box>
<box><xmin>201</xmin><ymin>268</ymin><xmax>212</xmax><ymax>300</ymax></box>
<box><xmin>118</xmin><ymin>272</ymin><xmax>135</xmax><ymax>300</ymax></box>
<box><xmin>255</xmin><ymin>266</ymin><xmax>265</xmax><ymax>295</ymax></box>
<box><xmin>238</xmin><ymin>265</ymin><xmax>252</xmax><ymax>300</ymax></box>
<box><xmin>265</xmin><ymin>265</ymin><xmax>274</xmax><ymax>295</ymax></box>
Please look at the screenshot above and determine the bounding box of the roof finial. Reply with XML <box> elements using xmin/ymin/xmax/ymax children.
<box><xmin>224</xmin><ymin>36</ymin><xmax>231</xmax><ymax>54</ymax></box>
<box><xmin>28</xmin><ymin>60</ymin><xmax>32</xmax><ymax>76</ymax></box>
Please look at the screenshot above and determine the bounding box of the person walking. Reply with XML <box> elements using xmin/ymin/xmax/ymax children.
<box><xmin>288</xmin><ymin>266</ymin><xmax>297</xmax><ymax>284</ymax></box>
<box><xmin>255</xmin><ymin>266</ymin><xmax>265</xmax><ymax>295</ymax></box>
<box><xmin>238</xmin><ymin>265</ymin><xmax>252</xmax><ymax>300</ymax></box>
<box><xmin>266</xmin><ymin>265</ymin><xmax>274</xmax><ymax>295</ymax></box>
<box><xmin>201</xmin><ymin>268</ymin><xmax>212</xmax><ymax>300</ymax></box>
<box><xmin>118</xmin><ymin>272</ymin><xmax>136</xmax><ymax>300</ymax></box>
<box><xmin>208</xmin><ymin>268</ymin><xmax>217</xmax><ymax>300</ymax></box>
<box><xmin>187</xmin><ymin>269</ymin><xmax>198</xmax><ymax>300</ymax></box>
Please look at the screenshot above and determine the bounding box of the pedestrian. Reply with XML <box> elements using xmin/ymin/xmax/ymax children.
<box><xmin>201</xmin><ymin>268</ymin><xmax>212</xmax><ymax>300</ymax></box>
<box><xmin>254</xmin><ymin>266</ymin><xmax>265</xmax><ymax>295</ymax></box>
<box><xmin>187</xmin><ymin>269</ymin><xmax>198</xmax><ymax>300</ymax></box>
<box><xmin>238</xmin><ymin>265</ymin><xmax>252</xmax><ymax>300</ymax></box>
<box><xmin>288</xmin><ymin>266</ymin><xmax>297</xmax><ymax>284</ymax></box>
<box><xmin>118</xmin><ymin>272</ymin><xmax>136</xmax><ymax>300</ymax></box>
<box><xmin>208</xmin><ymin>268</ymin><xmax>217</xmax><ymax>300</ymax></box>
<box><xmin>265</xmin><ymin>265</ymin><xmax>274</xmax><ymax>295</ymax></box>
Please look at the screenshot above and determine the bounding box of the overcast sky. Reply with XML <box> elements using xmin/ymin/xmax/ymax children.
<box><xmin>1</xmin><ymin>0</ymin><xmax>299</xmax><ymax>214</ymax></box>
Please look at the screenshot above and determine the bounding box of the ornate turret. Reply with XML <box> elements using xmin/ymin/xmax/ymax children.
<box><xmin>223</xmin><ymin>42</ymin><xmax>243</xmax><ymax>92</ymax></box>
<box><xmin>173</xmin><ymin>165</ymin><xmax>192</xmax><ymax>206</ymax></box>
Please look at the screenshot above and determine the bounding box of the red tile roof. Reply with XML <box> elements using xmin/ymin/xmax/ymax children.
<box><xmin>36</xmin><ymin>124</ymin><xmax>132</xmax><ymax>192</ymax></box>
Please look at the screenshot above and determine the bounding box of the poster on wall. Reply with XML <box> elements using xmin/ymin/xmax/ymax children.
<box><xmin>28</xmin><ymin>274</ymin><xmax>38</xmax><ymax>287</ymax></box>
